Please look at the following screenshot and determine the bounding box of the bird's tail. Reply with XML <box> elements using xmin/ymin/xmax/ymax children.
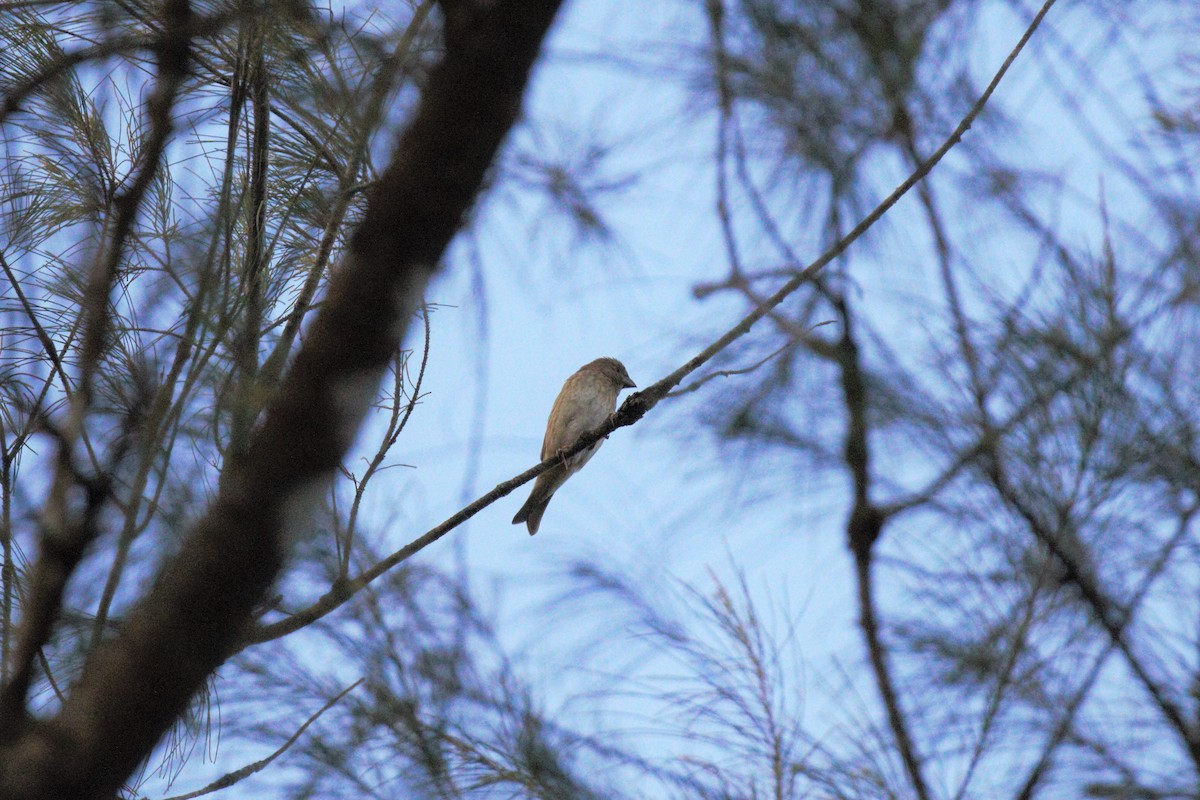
<box><xmin>512</xmin><ymin>468</ymin><xmax>566</xmax><ymax>536</ymax></box>
<box><xmin>511</xmin><ymin>494</ymin><xmax>549</xmax><ymax>536</ymax></box>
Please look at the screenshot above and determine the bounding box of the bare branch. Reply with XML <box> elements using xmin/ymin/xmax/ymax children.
<box><xmin>160</xmin><ymin>679</ymin><xmax>363</xmax><ymax>800</ymax></box>
<box><xmin>836</xmin><ymin>294</ymin><xmax>931</xmax><ymax>800</ymax></box>
<box><xmin>341</xmin><ymin>303</ymin><xmax>431</xmax><ymax>577</ymax></box>
<box><xmin>666</xmin><ymin>340</ymin><xmax>799</xmax><ymax>398</ymax></box>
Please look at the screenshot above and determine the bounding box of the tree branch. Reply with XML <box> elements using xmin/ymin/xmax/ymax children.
<box><xmin>987</xmin><ymin>456</ymin><xmax>1200</xmax><ymax>768</ymax></box>
<box><xmin>836</xmin><ymin>294</ymin><xmax>931</xmax><ymax>800</ymax></box>
<box><xmin>160</xmin><ymin>679</ymin><xmax>363</xmax><ymax>800</ymax></box>
<box><xmin>1015</xmin><ymin>508</ymin><xmax>1198</xmax><ymax>798</ymax></box>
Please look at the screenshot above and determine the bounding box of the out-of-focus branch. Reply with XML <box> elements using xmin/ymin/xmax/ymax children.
<box><xmin>836</xmin><ymin>295</ymin><xmax>931</xmax><ymax>800</ymax></box>
<box><xmin>0</xmin><ymin>412</ymin><xmax>139</xmax><ymax>730</ymax></box>
<box><xmin>706</xmin><ymin>0</ymin><xmax>744</xmax><ymax>278</ymax></box>
<box><xmin>880</xmin><ymin>347</ymin><xmax>1105</xmax><ymax>517</ymax></box>
<box><xmin>0</xmin><ymin>0</ymin><xmax>192</xmax><ymax>735</ymax></box>
<box><xmin>985</xmin><ymin>453</ymin><xmax>1200</xmax><ymax>769</ymax></box>
<box><xmin>1015</xmin><ymin>508</ymin><xmax>1198</xmax><ymax>798</ymax></box>
<box><xmin>0</xmin><ymin>2</ymin><xmax>566</xmax><ymax>797</ymax></box>
<box><xmin>900</xmin><ymin>126</ymin><xmax>991</xmax><ymax>422</ymax></box>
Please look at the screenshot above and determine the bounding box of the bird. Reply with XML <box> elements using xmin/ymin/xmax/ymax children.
<box><xmin>512</xmin><ymin>357</ymin><xmax>636</xmax><ymax>535</ymax></box>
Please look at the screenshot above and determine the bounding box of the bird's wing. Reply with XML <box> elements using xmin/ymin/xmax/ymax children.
<box><xmin>540</xmin><ymin>374</ymin><xmax>602</xmax><ymax>459</ymax></box>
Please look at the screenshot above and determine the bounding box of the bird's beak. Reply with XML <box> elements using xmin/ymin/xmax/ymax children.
<box><xmin>624</xmin><ymin>377</ymin><xmax>636</xmax><ymax>389</ymax></box>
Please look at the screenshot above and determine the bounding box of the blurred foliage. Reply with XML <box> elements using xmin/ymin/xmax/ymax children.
<box><xmin>2</xmin><ymin>0</ymin><xmax>1200</xmax><ymax>798</ymax></box>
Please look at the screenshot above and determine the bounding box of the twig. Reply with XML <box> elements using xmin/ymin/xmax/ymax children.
<box><xmin>666</xmin><ymin>341</ymin><xmax>798</xmax><ymax>398</ymax></box>
<box><xmin>341</xmin><ymin>304</ymin><xmax>431</xmax><ymax>576</ymax></box>
<box><xmin>160</xmin><ymin>679</ymin><xmax>363</xmax><ymax>800</ymax></box>
<box><xmin>0</xmin><ymin>251</ymin><xmax>71</xmax><ymax>395</ymax></box>
<box><xmin>35</xmin><ymin>650</ymin><xmax>64</xmax><ymax>705</ymax></box>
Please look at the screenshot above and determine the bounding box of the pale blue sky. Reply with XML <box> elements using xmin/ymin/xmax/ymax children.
<box><xmin>129</xmin><ymin>0</ymin><xmax>1197</xmax><ymax>794</ymax></box>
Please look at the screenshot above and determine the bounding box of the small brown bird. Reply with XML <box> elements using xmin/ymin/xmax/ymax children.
<box><xmin>512</xmin><ymin>357</ymin><xmax>636</xmax><ymax>535</ymax></box>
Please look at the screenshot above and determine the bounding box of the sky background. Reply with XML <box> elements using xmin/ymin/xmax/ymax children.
<box><xmin>82</xmin><ymin>0</ymin><xmax>1196</xmax><ymax>794</ymax></box>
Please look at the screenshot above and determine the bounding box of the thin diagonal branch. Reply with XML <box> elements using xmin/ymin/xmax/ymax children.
<box><xmin>0</xmin><ymin>251</ymin><xmax>70</xmax><ymax>394</ymax></box>
<box><xmin>160</xmin><ymin>679</ymin><xmax>363</xmax><ymax>800</ymax></box>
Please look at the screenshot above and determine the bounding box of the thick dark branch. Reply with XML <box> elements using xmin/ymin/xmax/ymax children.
<box><xmin>0</xmin><ymin>2</ymin><xmax>565</xmax><ymax>797</ymax></box>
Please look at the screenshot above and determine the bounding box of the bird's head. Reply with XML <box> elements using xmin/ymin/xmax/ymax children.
<box><xmin>588</xmin><ymin>357</ymin><xmax>636</xmax><ymax>389</ymax></box>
